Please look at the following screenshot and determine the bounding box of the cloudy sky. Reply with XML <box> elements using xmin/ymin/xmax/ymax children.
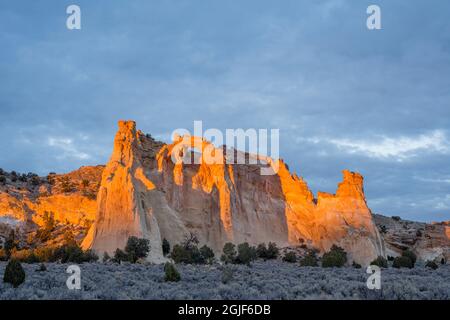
<box><xmin>1</xmin><ymin>0</ymin><xmax>449</xmax><ymax>222</ymax></box>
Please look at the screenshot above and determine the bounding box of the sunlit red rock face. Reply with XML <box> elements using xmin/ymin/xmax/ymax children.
<box><xmin>83</xmin><ymin>121</ymin><xmax>385</xmax><ymax>265</ymax></box>
<box><xmin>0</xmin><ymin>166</ymin><xmax>103</xmax><ymax>230</ymax></box>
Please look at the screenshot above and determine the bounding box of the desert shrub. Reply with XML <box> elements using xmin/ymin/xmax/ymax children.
<box><xmin>63</xmin><ymin>230</ymin><xmax>77</xmax><ymax>246</ymax></box>
<box><xmin>170</xmin><ymin>233</ymin><xmax>215</xmax><ymax>264</ymax></box>
<box><xmin>402</xmin><ymin>250</ymin><xmax>417</xmax><ymax>266</ymax></box>
<box><xmin>256</xmin><ymin>242</ymin><xmax>279</xmax><ymax>260</ymax></box>
<box><xmin>266</xmin><ymin>242</ymin><xmax>279</xmax><ymax>260</ymax></box>
<box><xmin>36</xmin><ymin>212</ymin><xmax>56</xmax><ymax>243</ymax></box>
<box><xmin>102</xmin><ymin>252</ymin><xmax>111</xmax><ymax>263</ymax></box>
<box><xmin>188</xmin><ymin>246</ymin><xmax>205</xmax><ymax>264</ymax></box>
<box><xmin>352</xmin><ymin>261</ymin><xmax>362</xmax><ymax>269</ymax></box>
<box><xmin>387</xmin><ymin>255</ymin><xmax>394</xmax><ymax>261</ymax></box>
<box><xmin>379</xmin><ymin>225</ymin><xmax>387</xmax><ymax>234</ymax></box>
<box><xmin>392</xmin><ymin>216</ymin><xmax>401</xmax><ymax>221</ymax></box>
<box><xmin>83</xmin><ymin>249</ymin><xmax>99</xmax><ymax>262</ymax></box>
<box><xmin>60</xmin><ymin>176</ymin><xmax>74</xmax><ymax>193</ymax></box>
<box><xmin>441</xmin><ymin>258</ymin><xmax>446</xmax><ymax>265</ymax></box>
<box><xmin>256</xmin><ymin>243</ymin><xmax>268</xmax><ymax>259</ymax></box>
<box><xmin>221</xmin><ymin>243</ymin><xmax>236</xmax><ymax>264</ymax></box>
<box><xmin>125</xmin><ymin>236</ymin><xmax>150</xmax><ymax>262</ymax></box>
<box><xmin>34</xmin><ymin>246</ymin><xmax>56</xmax><ymax>262</ymax></box>
<box><xmin>299</xmin><ymin>250</ymin><xmax>318</xmax><ymax>267</ymax></box>
<box><xmin>171</xmin><ymin>244</ymin><xmax>192</xmax><ymax>264</ymax></box>
<box><xmin>81</xmin><ymin>179</ymin><xmax>90</xmax><ymax>188</ymax></box>
<box><xmin>425</xmin><ymin>260</ymin><xmax>438</xmax><ymax>270</ymax></box>
<box><xmin>199</xmin><ymin>245</ymin><xmax>215</xmax><ymax>264</ymax></box>
<box><xmin>36</xmin><ymin>264</ymin><xmax>47</xmax><ymax>272</ymax></box>
<box><xmin>322</xmin><ymin>245</ymin><xmax>347</xmax><ymax>268</ymax></box>
<box><xmin>370</xmin><ymin>256</ymin><xmax>388</xmax><ymax>268</ymax></box>
<box><xmin>393</xmin><ymin>256</ymin><xmax>414</xmax><ymax>269</ymax></box>
<box><xmin>0</xmin><ymin>175</ymin><xmax>6</xmax><ymax>185</ymax></box>
<box><xmin>11</xmin><ymin>249</ymin><xmax>39</xmax><ymax>264</ymax></box>
<box><xmin>51</xmin><ymin>244</ymin><xmax>98</xmax><ymax>263</ymax></box>
<box><xmin>235</xmin><ymin>242</ymin><xmax>257</xmax><ymax>265</ymax></box>
<box><xmin>3</xmin><ymin>259</ymin><xmax>26</xmax><ymax>288</ymax></box>
<box><xmin>182</xmin><ymin>232</ymin><xmax>199</xmax><ymax>249</ymax></box>
<box><xmin>282</xmin><ymin>251</ymin><xmax>297</xmax><ymax>263</ymax></box>
<box><xmin>113</xmin><ymin>248</ymin><xmax>129</xmax><ymax>263</ymax></box>
<box><xmin>30</xmin><ymin>175</ymin><xmax>41</xmax><ymax>186</ymax></box>
<box><xmin>4</xmin><ymin>230</ymin><xmax>17</xmax><ymax>257</ymax></box>
<box><xmin>221</xmin><ymin>266</ymin><xmax>234</xmax><ymax>284</ymax></box>
<box><xmin>162</xmin><ymin>238</ymin><xmax>171</xmax><ymax>256</ymax></box>
<box><xmin>53</xmin><ymin>245</ymin><xmax>83</xmax><ymax>263</ymax></box>
<box><xmin>164</xmin><ymin>262</ymin><xmax>180</xmax><ymax>282</ymax></box>
<box><xmin>170</xmin><ymin>244</ymin><xmax>205</xmax><ymax>264</ymax></box>
<box><xmin>47</xmin><ymin>174</ymin><xmax>55</xmax><ymax>185</ymax></box>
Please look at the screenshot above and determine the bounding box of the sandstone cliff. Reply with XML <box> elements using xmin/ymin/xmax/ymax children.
<box><xmin>0</xmin><ymin>166</ymin><xmax>103</xmax><ymax>244</ymax></box>
<box><xmin>374</xmin><ymin>214</ymin><xmax>450</xmax><ymax>263</ymax></box>
<box><xmin>82</xmin><ymin>121</ymin><xmax>385</xmax><ymax>265</ymax></box>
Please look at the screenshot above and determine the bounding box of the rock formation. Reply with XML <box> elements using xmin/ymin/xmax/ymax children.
<box><xmin>374</xmin><ymin>215</ymin><xmax>450</xmax><ymax>263</ymax></box>
<box><xmin>0</xmin><ymin>166</ymin><xmax>103</xmax><ymax>244</ymax></box>
<box><xmin>82</xmin><ymin>121</ymin><xmax>385</xmax><ymax>265</ymax></box>
<box><xmin>1</xmin><ymin>121</ymin><xmax>448</xmax><ymax>265</ymax></box>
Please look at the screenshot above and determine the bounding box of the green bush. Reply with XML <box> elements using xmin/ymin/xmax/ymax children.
<box><xmin>393</xmin><ymin>256</ymin><xmax>413</xmax><ymax>269</ymax></box>
<box><xmin>425</xmin><ymin>260</ymin><xmax>438</xmax><ymax>270</ymax></box>
<box><xmin>83</xmin><ymin>249</ymin><xmax>99</xmax><ymax>263</ymax></box>
<box><xmin>102</xmin><ymin>252</ymin><xmax>111</xmax><ymax>263</ymax></box>
<box><xmin>256</xmin><ymin>242</ymin><xmax>279</xmax><ymax>260</ymax></box>
<box><xmin>282</xmin><ymin>251</ymin><xmax>297</xmax><ymax>263</ymax></box>
<box><xmin>256</xmin><ymin>243</ymin><xmax>268</xmax><ymax>259</ymax></box>
<box><xmin>171</xmin><ymin>244</ymin><xmax>191</xmax><ymax>264</ymax></box>
<box><xmin>162</xmin><ymin>238</ymin><xmax>171</xmax><ymax>256</ymax></box>
<box><xmin>52</xmin><ymin>244</ymin><xmax>97</xmax><ymax>263</ymax></box>
<box><xmin>235</xmin><ymin>242</ymin><xmax>257</xmax><ymax>265</ymax></box>
<box><xmin>11</xmin><ymin>249</ymin><xmax>39</xmax><ymax>264</ymax></box>
<box><xmin>402</xmin><ymin>250</ymin><xmax>417</xmax><ymax>266</ymax></box>
<box><xmin>4</xmin><ymin>230</ymin><xmax>17</xmax><ymax>257</ymax></box>
<box><xmin>113</xmin><ymin>248</ymin><xmax>129</xmax><ymax>263</ymax></box>
<box><xmin>3</xmin><ymin>259</ymin><xmax>26</xmax><ymax>288</ymax></box>
<box><xmin>34</xmin><ymin>247</ymin><xmax>56</xmax><ymax>262</ymax></box>
<box><xmin>170</xmin><ymin>244</ymin><xmax>206</xmax><ymax>264</ymax></box>
<box><xmin>221</xmin><ymin>243</ymin><xmax>237</xmax><ymax>264</ymax></box>
<box><xmin>164</xmin><ymin>262</ymin><xmax>181</xmax><ymax>282</ymax></box>
<box><xmin>299</xmin><ymin>250</ymin><xmax>318</xmax><ymax>267</ymax></box>
<box><xmin>266</xmin><ymin>242</ymin><xmax>279</xmax><ymax>260</ymax></box>
<box><xmin>125</xmin><ymin>237</ymin><xmax>150</xmax><ymax>263</ymax></box>
<box><xmin>199</xmin><ymin>245</ymin><xmax>215</xmax><ymax>264</ymax></box>
<box><xmin>321</xmin><ymin>245</ymin><xmax>347</xmax><ymax>268</ymax></box>
<box><xmin>370</xmin><ymin>256</ymin><xmax>388</xmax><ymax>268</ymax></box>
